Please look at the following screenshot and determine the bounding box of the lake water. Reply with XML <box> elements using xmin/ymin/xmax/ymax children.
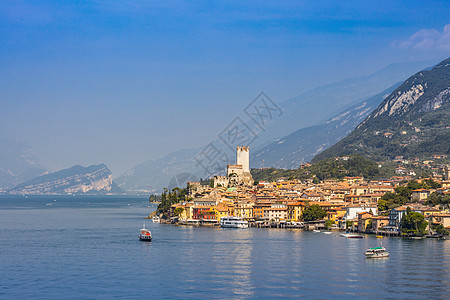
<box><xmin>1</xmin><ymin>195</ymin><xmax>449</xmax><ymax>299</ymax></box>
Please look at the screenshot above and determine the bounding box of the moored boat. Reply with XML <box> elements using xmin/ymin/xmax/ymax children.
<box><xmin>220</xmin><ymin>216</ymin><xmax>248</xmax><ymax>228</ymax></box>
<box><xmin>340</xmin><ymin>233</ymin><xmax>364</xmax><ymax>238</ymax></box>
<box><xmin>364</xmin><ymin>246</ymin><xmax>389</xmax><ymax>258</ymax></box>
<box><xmin>139</xmin><ymin>223</ymin><xmax>152</xmax><ymax>241</ymax></box>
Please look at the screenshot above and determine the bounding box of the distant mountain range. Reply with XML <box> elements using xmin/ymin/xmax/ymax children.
<box><xmin>313</xmin><ymin>57</ymin><xmax>450</xmax><ymax>162</ymax></box>
<box><xmin>7</xmin><ymin>163</ymin><xmax>123</xmax><ymax>195</ymax></box>
<box><xmin>251</xmin><ymin>83</ymin><xmax>400</xmax><ymax>168</ymax></box>
<box><xmin>114</xmin><ymin>148</ymin><xmax>204</xmax><ymax>193</ymax></box>
<box><xmin>115</xmin><ymin>59</ymin><xmax>438</xmax><ymax>192</ymax></box>
<box><xmin>0</xmin><ymin>139</ymin><xmax>47</xmax><ymax>190</ymax></box>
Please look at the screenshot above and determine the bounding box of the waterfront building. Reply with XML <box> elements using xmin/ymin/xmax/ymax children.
<box><xmin>264</xmin><ymin>204</ymin><xmax>288</xmax><ymax>221</ymax></box>
<box><xmin>213</xmin><ymin>203</ymin><xmax>229</xmax><ymax>221</ymax></box>
<box><xmin>388</xmin><ymin>204</ymin><xmax>440</xmax><ymax>231</ymax></box>
<box><xmin>357</xmin><ymin>212</ymin><xmax>373</xmax><ymax>232</ymax></box>
<box><xmin>193</xmin><ymin>206</ymin><xmax>213</xmax><ymax>219</ymax></box>
<box><xmin>235</xmin><ymin>202</ymin><xmax>254</xmax><ymax>220</ymax></box>
<box><xmin>253</xmin><ymin>201</ymin><xmax>272</xmax><ymax>219</ymax></box>
<box><xmin>344</xmin><ymin>205</ymin><xmax>378</xmax><ymax>220</ymax></box>
<box><xmin>287</xmin><ymin>202</ymin><xmax>303</xmax><ymax>221</ymax></box>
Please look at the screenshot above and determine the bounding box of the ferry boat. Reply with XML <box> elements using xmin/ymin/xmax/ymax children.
<box><xmin>139</xmin><ymin>223</ymin><xmax>152</xmax><ymax>241</ymax></box>
<box><xmin>220</xmin><ymin>216</ymin><xmax>248</xmax><ymax>228</ymax></box>
<box><xmin>364</xmin><ymin>246</ymin><xmax>389</xmax><ymax>258</ymax></box>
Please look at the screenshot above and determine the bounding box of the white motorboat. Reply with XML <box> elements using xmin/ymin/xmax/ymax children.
<box><xmin>152</xmin><ymin>216</ymin><xmax>160</xmax><ymax>223</ymax></box>
<box><xmin>139</xmin><ymin>223</ymin><xmax>152</xmax><ymax>241</ymax></box>
<box><xmin>364</xmin><ymin>246</ymin><xmax>389</xmax><ymax>258</ymax></box>
<box><xmin>220</xmin><ymin>216</ymin><xmax>248</xmax><ymax>228</ymax></box>
<box><xmin>340</xmin><ymin>233</ymin><xmax>364</xmax><ymax>238</ymax></box>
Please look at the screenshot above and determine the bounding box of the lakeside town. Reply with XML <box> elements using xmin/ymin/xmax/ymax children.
<box><xmin>153</xmin><ymin>147</ymin><xmax>450</xmax><ymax>238</ymax></box>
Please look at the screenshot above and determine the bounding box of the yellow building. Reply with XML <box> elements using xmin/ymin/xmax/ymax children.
<box><xmin>214</xmin><ymin>203</ymin><xmax>229</xmax><ymax>221</ymax></box>
<box><xmin>327</xmin><ymin>206</ymin><xmax>346</xmax><ymax>221</ymax></box>
<box><xmin>287</xmin><ymin>202</ymin><xmax>303</xmax><ymax>221</ymax></box>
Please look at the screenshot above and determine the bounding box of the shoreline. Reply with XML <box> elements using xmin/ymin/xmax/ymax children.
<box><xmin>152</xmin><ymin>217</ymin><xmax>449</xmax><ymax>239</ymax></box>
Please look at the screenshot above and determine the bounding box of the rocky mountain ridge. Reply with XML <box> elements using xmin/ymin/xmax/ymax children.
<box><xmin>313</xmin><ymin>57</ymin><xmax>450</xmax><ymax>162</ymax></box>
<box><xmin>8</xmin><ymin>163</ymin><xmax>123</xmax><ymax>195</ymax></box>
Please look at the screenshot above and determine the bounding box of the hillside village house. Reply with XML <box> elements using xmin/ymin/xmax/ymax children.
<box><xmin>411</xmin><ymin>189</ymin><xmax>431</xmax><ymax>202</ymax></box>
<box><xmin>428</xmin><ymin>213</ymin><xmax>450</xmax><ymax>229</ymax></box>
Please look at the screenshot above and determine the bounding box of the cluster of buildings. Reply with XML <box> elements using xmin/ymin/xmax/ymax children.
<box><xmin>165</xmin><ymin>147</ymin><xmax>450</xmax><ymax>234</ymax></box>
<box><xmin>391</xmin><ymin>155</ymin><xmax>449</xmax><ymax>179</ymax></box>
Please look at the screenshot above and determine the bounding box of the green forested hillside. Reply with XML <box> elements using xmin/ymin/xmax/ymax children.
<box><xmin>251</xmin><ymin>155</ymin><xmax>382</xmax><ymax>182</ymax></box>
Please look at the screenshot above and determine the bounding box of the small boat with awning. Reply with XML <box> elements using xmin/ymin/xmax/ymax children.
<box><xmin>364</xmin><ymin>246</ymin><xmax>389</xmax><ymax>258</ymax></box>
<box><xmin>139</xmin><ymin>223</ymin><xmax>152</xmax><ymax>241</ymax></box>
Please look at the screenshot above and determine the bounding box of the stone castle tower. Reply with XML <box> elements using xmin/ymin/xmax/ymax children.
<box><xmin>236</xmin><ymin>146</ymin><xmax>250</xmax><ymax>173</ymax></box>
<box><xmin>445</xmin><ymin>165</ymin><xmax>450</xmax><ymax>181</ymax></box>
<box><xmin>216</xmin><ymin>146</ymin><xmax>253</xmax><ymax>187</ymax></box>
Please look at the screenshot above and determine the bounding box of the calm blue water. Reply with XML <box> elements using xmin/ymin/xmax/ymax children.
<box><xmin>1</xmin><ymin>195</ymin><xmax>449</xmax><ymax>299</ymax></box>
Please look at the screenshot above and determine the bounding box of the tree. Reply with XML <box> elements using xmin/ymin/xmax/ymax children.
<box><xmin>426</xmin><ymin>192</ymin><xmax>450</xmax><ymax>207</ymax></box>
<box><xmin>401</xmin><ymin>210</ymin><xmax>428</xmax><ymax>236</ymax></box>
<box><xmin>435</xmin><ymin>224</ymin><xmax>449</xmax><ymax>236</ymax></box>
<box><xmin>156</xmin><ymin>187</ymin><xmax>189</xmax><ymax>217</ymax></box>
<box><xmin>174</xmin><ymin>207</ymin><xmax>184</xmax><ymax>216</ymax></box>
<box><xmin>303</xmin><ymin>204</ymin><xmax>327</xmax><ymax>221</ymax></box>
<box><xmin>406</xmin><ymin>180</ymin><xmax>422</xmax><ymax>191</ymax></box>
<box><xmin>378</xmin><ymin>192</ymin><xmax>408</xmax><ymax>211</ymax></box>
<box><xmin>325</xmin><ymin>219</ymin><xmax>335</xmax><ymax>229</ymax></box>
<box><xmin>422</xmin><ymin>178</ymin><xmax>441</xmax><ymax>189</ymax></box>
<box><xmin>395</xmin><ymin>186</ymin><xmax>412</xmax><ymax>199</ymax></box>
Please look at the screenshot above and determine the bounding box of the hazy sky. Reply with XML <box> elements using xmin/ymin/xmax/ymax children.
<box><xmin>0</xmin><ymin>1</ymin><xmax>449</xmax><ymax>176</ymax></box>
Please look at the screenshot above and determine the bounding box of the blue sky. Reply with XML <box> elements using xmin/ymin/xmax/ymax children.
<box><xmin>0</xmin><ymin>1</ymin><xmax>449</xmax><ymax>175</ymax></box>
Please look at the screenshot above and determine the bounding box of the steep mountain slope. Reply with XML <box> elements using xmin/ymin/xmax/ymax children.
<box><xmin>258</xmin><ymin>58</ymin><xmax>440</xmax><ymax>143</ymax></box>
<box><xmin>251</xmin><ymin>83</ymin><xmax>400</xmax><ymax>168</ymax></box>
<box><xmin>8</xmin><ymin>163</ymin><xmax>123</xmax><ymax>195</ymax></box>
<box><xmin>0</xmin><ymin>139</ymin><xmax>47</xmax><ymax>190</ymax></box>
<box><xmin>313</xmin><ymin>57</ymin><xmax>450</xmax><ymax>162</ymax></box>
